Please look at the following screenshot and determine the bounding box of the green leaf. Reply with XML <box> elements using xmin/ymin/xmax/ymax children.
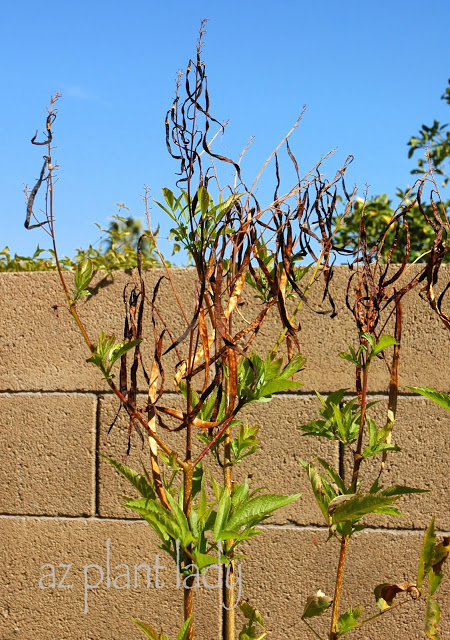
<box><xmin>361</xmin><ymin>332</ymin><xmax>375</xmax><ymax>349</ymax></box>
<box><xmin>214</xmin><ymin>489</ymin><xmax>231</xmax><ymax>542</ymax></box>
<box><xmin>429</xmin><ymin>536</ymin><xmax>450</xmax><ymax>595</ymax></box>
<box><xmin>367</xmin><ymin>416</ymin><xmax>377</xmax><ymax>449</ymax></box>
<box><xmin>369</xmin><ymin>477</ymin><xmax>383</xmax><ymax>494</ymax></box>
<box><xmin>363</xmin><ymin>443</ymin><xmax>400</xmax><ymax>459</ymax></box>
<box><xmin>86</xmin><ymin>352</ymin><xmax>104</xmax><ymax>369</ymax></box>
<box><xmin>103</xmin><ymin>456</ymin><xmax>156</xmax><ymax>499</ymax></box>
<box><xmin>162</xmin><ymin>187</ymin><xmax>175</xmax><ymax>210</ymax></box>
<box><xmin>240</xmin><ymin>601</ymin><xmax>265</xmax><ymax>628</ymax></box>
<box><xmin>429</xmin><ymin>570</ymin><xmax>444</xmax><ymax>596</ymax></box>
<box><xmin>301</xmin><ymin>460</ymin><xmax>330</xmax><ymax>524</ymax></box>
<box><xmin>197</xmin><ymin>186</ymin><xmax>210</xmax><ymax>216</ymax></box>
<box><xmin>197</xmin><ymin>387</ymin><xmax>218</xmax><ymax>421</ymax></box>
<box><xmin>331</xmin><ymin>494</ymin><xmax>398</xmax><ymax>524</ymax></box>
<box><xmin>316</xmin><ymin>458</ymin><xmax>347</xmax><ymax>495</ymax></box>
<box><xmin>337</xmin><ymin>606</ymin><xmax>364</xmax><ymax>634</ymax></box>
<box><xmin>338</xmin><ymin>351</ymin><xmax>359</xmax><ymax>366</ymax></box>
<box><xmin>378</xmin><ymin>505</ymin><xmax>404</xmax><ymax>517</ymax></box>
<box><xmin>279</xmin><ymin>353</ymin><xmax>306</xmax><ymax>379</ymax></box>
<box><xmin>75</xmin><ymin>289</ymin><xmax>91</xmax><ymax>299</ymax></box>
<box><xmin>178</xmin><ymin>380</ymin><xmax>200</xmax><ymax>407</ymax></box>
<box><xmin>264</xmin><ymin>354</ymin><xmax>283</xmax><ymax>380</ymax></box>
<box><xmin>175</xmin><ymin>617</ymin><xmax>193</xmax><ymax>640</ymax></box>
<box><xmin>207</xmin><ymin>469</ymin><xmax>223</xmax><ymax>503</ymax></box>
<box><xmin>320</xmin><ymin>475</ymin><xmax>338</xmax><ymax>505</ymax></box>
<box><xmin>299</xmin><ymin>421</ymin><xmax>335</xmax><ymax>440</ymax></box>
<box><xmin>123</xmin><ymin>497</ymin><xmax>182</xmax><ymax>544</ymax></box>
<box><xmin>191</xmin><ymin>463</ymin><xmax>203</xmax><ymax>499</ymax></box>
<box><xmin>165</xmin><ymin>492</ymin><xmax>194</xmax><ymax>548</ymax></box>
<box><xmin>97</xmin><ymin>331</ymin><xmax>117</xmax><ymax>360</ymax></box>
<box><xmin>406</xmin><ymin>387</ymin><xmax>450</xmax><ymax>412</ymax></box>
<box><xmin>192</xmin><ymin>550</ymin><xmax>225</xmax><ymax>571</ymax></box>
<box><xmin>74</xmin><ymin>258</ymin><xmax>94</xmax><ymax>293</ymax></box>
<box><xmin>131</xmin><ymin>618</ymin><xmax>160</xmax><ymax>639</ymax></box>
<box><xmin>372</xmin><ymin>334</ymin><xmax>397</xmax><ymax>357</ymax></box>
<box><xmin>218</xmin><ymin>528</ymin><xmax>262</xmax><ymax>541</ymax></box>
<box><xmin>231</xmin><ymin>423</ymin><xmax>260</xmax><ymax>464</ymax></box>
<box><xmin>213</xmin><ymin>193</ymin><xmax>242</xmax><ymax>219</ymax></box>
<box><xmin>418</xmin><ymin>518</ymin><xmax>437</xmax><ymax>588</ymax></box>
<box><xmin>425</xmin><ymin>597</ymin><xmax>441</xmax><ymax>639</ymax></box>
<box><xmin>231</xmin><ymin>482</ymin><xmax>251</xmax><ymax>510</ymax></box>
<box><xmin>302</xmin><ymin>590</ymin><xmax>332</xmax><ymax>619</ymax></box>
<box><xmin>258</xmin><ymin>378</ymin><xmax>302</xmax><ymax>398</ymax></box>
<box><xmin>109</xmin><ymin>338</ymin><xmax>143</xmax><ymax>366</ymax></box>
<box><xmin>198</xmin><ymin>472</ymin><xmax>208</xmax><ymax>519</ymax></box>
<box><xmin>225</xmin><ymin>493</ymin><xmax>301</xmax><ymax>532</ymax></box>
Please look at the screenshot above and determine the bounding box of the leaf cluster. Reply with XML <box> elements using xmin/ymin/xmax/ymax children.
<box><xmin>408</xmin><ymin>79</ymin><xmax>450</xmax><ymax>187</ymax></box>
<box><xmin>338</xmin><ymin>333</ymin><xmax>397</xmax><ymax>368</ymax></box>
<box><xmin>300</xmin><ymin>457</ymin><xmax>423</xmax><ymax>537</ymax></box>
<box><xmin>87</xmin><ymin>331</ymin><xmax>142</xmax><ymax>380</ymax></box>
<box><xmin>155</xmin><ymin>187</ymin><xmax>241</xmax><ymax>259</ymax></box>
<box><xmin>333</xmin><ymin>194</ymin><xmax>450</xmax><ymax>263</ymax></box>
<box><xmin>237</xmin><ymin>352</ymin><xmax>305</xmax><ymax>405</ymax></box>
<box><xmin>244</xmin><ymin>241</ymin><xmax>310</xmax><ymax>303</ymax></box>
<box><xmin>106</xmin><ymin>457</ymin><xmax>300</xmax><ymax>571</ymax></box>
<box><xmin>299</xmin><ymin>389</ymin><xmax>362</xmax><ymax>445</ymax></box>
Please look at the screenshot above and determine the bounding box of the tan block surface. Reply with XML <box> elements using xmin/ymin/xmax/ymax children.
<box><xmin>0</xmin><ymin>517</ymin><xmax>221</xmax><ymax>639</ymax></box>
<box><xmin>0</xmin><ymin>393</ymin><xmax>96</xmax><ymax>516</ymax></box>
<box><xmin>0</xmin><ymin>269</ymin><xmax>195</xmax><ymax>392</ymax></box>
<box><xmin>341</xmin><ymin>395</ymin><xmax>450</xmax><ymax>530</ymax></box>
<box><xmin>236</xmin><ymin>527</ymin><xmax>450</xmax><ymax>640</ymax></box>
<box><xmin>1</xmin><ymin>266</ymin><xmax>449</xmax><ymax>393</ymax></box>
<box><xmin>97</xmin><ymin>393</ymin><xmax>339</xmax><ymax>526</ymax></box>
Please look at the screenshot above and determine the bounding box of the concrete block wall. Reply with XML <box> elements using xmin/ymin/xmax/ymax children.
<box><xmin>1</xmin><ymin>267</ymin><xmax>449</xmax><ymax>639</ymax></box>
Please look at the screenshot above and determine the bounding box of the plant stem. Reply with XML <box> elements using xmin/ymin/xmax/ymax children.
<box><xmin>350</xmin><ymin>363</ymin><xmax>370</xmax><ymax>492</ymax></box>
<box><xmin>301</xmin><ymin>617</ymin><xmax>326</xmax><ymax>640</ymax></box>
<box><xmin>223</xmin><ymin>426</ymin><xmax>235</xmax><ymax>640</ymax></box>
<box><xmin>353</xmin><ymin>597</ymin><xmax>412</xmax><ymax>629</ymax></box>
<box><xmin>379</xmin><ymin>296</ymin><xmax>402</xmax><ymax>478</ymax></box>
<box><xmin>329</xmin><ymin>535</ymin><xmax>349</xmax><ymax>639</ymax></box>
<box><xmin>183</xmin><ymin>459</ymin><xmax>194</xmax><ymax>640</ymax></box>
<box><xmin>330</xmin><ymin>356</ymin><xmax>371</xmax><ymax>637</ymax></box>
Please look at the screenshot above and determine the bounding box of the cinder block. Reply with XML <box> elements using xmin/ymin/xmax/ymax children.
<box><xmin>0</xmin><ymin>269</ymin><xmax>196</xmax><ymax>392</ymax></box>
<box><xmin>1</xmin><ymin>266</ymin><xmax>449</xmax><ymax>393</ymax></box>
<box><xmin>0</xmin><ymin>517</ymin><xmax>221</xmax><ymax>639</ymax></box>
<box><xmin>235</xmin><ymin>527</ymin><xmax>450</xmax><ymax>639</ymax></box>
<box><xmin>0</xmin><ymin>272</ymin><xmax>93</xmax><ymax>392</ymax></box>
<box><xmin>0</xmin><ymin>393</ymin><xmax>96</xmax><ymax>516</ymax></box>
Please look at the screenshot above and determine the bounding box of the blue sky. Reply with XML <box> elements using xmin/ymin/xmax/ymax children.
<box><xmin>2</xmin><ymin>0</ymin><xmax>449</xmax><ymax>262</ymax></box>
